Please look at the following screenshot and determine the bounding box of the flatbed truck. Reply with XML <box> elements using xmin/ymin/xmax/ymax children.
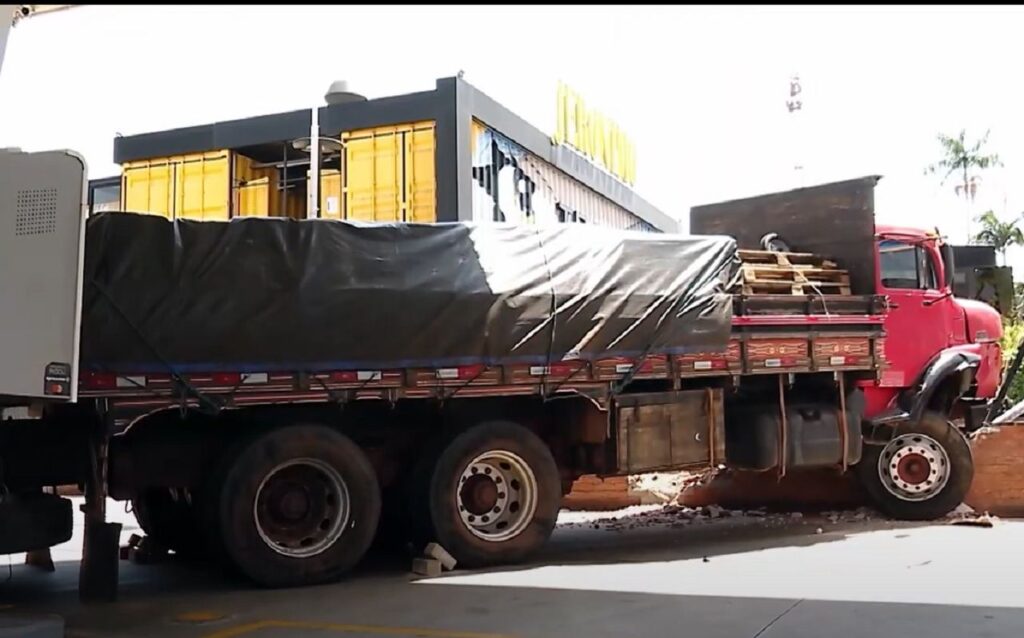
<box><xmin>0</xmin><ymin>152</ymin><xmax>1003</xmax><ymax>602</ymax></box>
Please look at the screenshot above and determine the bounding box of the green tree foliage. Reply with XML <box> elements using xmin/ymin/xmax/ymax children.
<box><xmin>1000</xmin><ymin>317</ymin><xmax>1024</xmax><ymax>405</ymax></box>
<box><xmin>925</xmin><ymin>129</ymin><xmax>1002</xmax><ymax>196</ymax></box>
<box><xmin>973</xmin><ymin>210</ymin><xmax>1024</xmax><ymax>265</ymax></box>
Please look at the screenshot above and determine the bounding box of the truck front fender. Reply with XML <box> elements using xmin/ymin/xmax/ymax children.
<box><xmin>901</xmin><ymin>350</ymin><xmax>981</xmax><ymax>424</ymax></box>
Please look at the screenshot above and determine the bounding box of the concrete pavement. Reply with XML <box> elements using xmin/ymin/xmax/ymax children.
<box><xmin>0</xmin><ymin>500</ymin><xmax>1022</xmax><ymax>637</ymax></box>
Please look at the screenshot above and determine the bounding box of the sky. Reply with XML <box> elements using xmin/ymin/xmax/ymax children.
<box><xmin>3</xmin><ymin>4</ymin><xmax>1024</xmax><ymax>274</ymax></box>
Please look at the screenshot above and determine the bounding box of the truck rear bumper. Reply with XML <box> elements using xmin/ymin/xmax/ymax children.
<box><xmin>0</xmin><ymin>493</ymin><xmax>73</xmax><ymax>554</ymax></box>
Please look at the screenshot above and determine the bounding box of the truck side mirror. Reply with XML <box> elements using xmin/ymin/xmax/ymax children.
<box><xmin>940</xmin><ymin>243</ymin><xmax>956</xmax><ymax>290</ymax></box>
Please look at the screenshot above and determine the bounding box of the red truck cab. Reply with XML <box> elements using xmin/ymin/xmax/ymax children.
<box><xmin>691</xmin><ymin>176</ymin><xmax>1004</xmax><ymax>520</ymax></box>
<box><xmin>869</xmin><ymin>224</ymin><xmax>1003</xmax><ymax>423</ymax></box>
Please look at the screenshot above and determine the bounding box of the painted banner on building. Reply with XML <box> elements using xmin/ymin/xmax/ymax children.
<box><xmin>471</xmin><ymin>121</ymin><xmax>654</xmax><ymax>232</ymax></box>
<box><xmin>553</xmin><ymin>82</ymin><xmax>637</xmax><ymax>187</ymax></box>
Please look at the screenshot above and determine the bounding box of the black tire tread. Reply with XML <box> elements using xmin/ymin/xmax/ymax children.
<box><xmin>206</xmin><ymin>423</ymin><xmax>381</xmax><ymax>588</ymax></box>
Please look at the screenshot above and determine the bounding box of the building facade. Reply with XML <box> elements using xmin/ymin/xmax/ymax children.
<box><xmin>100</xmin><ymin>77</ymin><xmax>676</xmax><ymax>233</ymax></box>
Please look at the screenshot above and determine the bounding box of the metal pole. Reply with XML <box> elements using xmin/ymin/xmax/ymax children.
<box><xmin>280</xmin><ymin>141</ymin><xmax>286</xmax><ymax>217</ymax></box>
<box><xmin>308</xmin><ymin>106</ymin><xmax>319</xmax><ymax>219</ymax></box>
<box><xmin>985</xmin><ymin>336</ymin><xmax>1024</xmax><ymax>424</ymax></box>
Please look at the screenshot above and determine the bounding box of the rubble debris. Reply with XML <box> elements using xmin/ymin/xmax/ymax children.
<box><xmin>411</xmin><ymin>557</ymin><xmax>443</xmax><ymax>577</ymax></box>
<box><xmin>423</xmin><ymin>542</ymin><xmax>457</xmax><ymax>571</ymax></box>
<box><xmin>947</xmin><ymin>503</ymin><xmax>977</xmax><ymax>518</ymax></box>
<box><xmin>119</xmin><ymin>534</ymin><xmax>169</xmax><ymax>565</ymax></box>
<box><xmin>951</xmin><ymin>513</ymin><xmax>997</xmax><ymax>528</ymax></box>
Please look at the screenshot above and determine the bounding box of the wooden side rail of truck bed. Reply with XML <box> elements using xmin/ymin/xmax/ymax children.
<box><xmin>80</xmin><ymin>294</ymin><xmax>888</xmax><ymax>431</ymax></box>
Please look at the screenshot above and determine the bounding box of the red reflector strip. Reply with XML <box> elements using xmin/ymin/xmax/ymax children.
<box><xmin>436</xmin><ymin>365</ymin><xmax>485</xmax><ymax>380</ymax></box>
<box><xmin>530</xmin><ymin>364</ymin><xmax>576</xmax><ymax>377</ymax></box>
<box><xmin>329</xmin><ymin>370</ymin><xmax>382</xmax><ymax>383</ymax></box>
<box><xmin>210</xmin><ymin>373</ymin><xmax>241</xmax><ymax>386</ymax></box>
<box><xmin>81</xmin><ymin>372</ymin><xmax>116</xmax><ymax>390</ymax></box>
<box><xmin>693</xmin><ymin>359</ymin><xmax>728</xmax><ymax>371</ymax></box>
<box><xmin>829</xmin><ymin>356</ymin><xmax>861</xmax><ymax>366</ymax></box>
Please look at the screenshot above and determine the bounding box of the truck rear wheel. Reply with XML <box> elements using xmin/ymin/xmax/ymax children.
<box><xmin>414</xmin><ymin>421</ymin><xmax>561</xmax><ymax>568</ymax></box>
<box><xmin>131</xmin><ymin>488</ymin><xmax>204</xmax><ymax>558</ymax></box>
<box><xmin>208</xmin><ymin>424</ymin><xmax>381</xmax><ymax>588</ymax></box>
<box><xmin>856</xmin><ymin>412</ymin><xmax>974</xmax><ymax>520</ymax></box>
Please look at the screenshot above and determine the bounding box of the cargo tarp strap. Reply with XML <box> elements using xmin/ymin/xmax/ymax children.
<box><xmin>439</xmin><ymin>365</ymin><xmax>490</xmax><ymax>403</ymax></box>
<box><xmin>837</xmin><ymin>374</ymin><xmax>849</xmax><ymax>473</ymax></box>
<box><xmin>86</xmin><ymin>277</ymin><xmax>221</xmax><ymax>415</ymax></box>
<box><xmin>777</xmin><ymin>375</ymin><xmax>788</xmax><ymax>480</ymax></box>
<box><xmin>610</xmin><ymin>288</ymin><xmax>696</xmax><ymax>397</ymax></box>
<box><xmin>534</xmin><ymin>226</ymin><xmax>559</xmax><ymax>398</ymax></box>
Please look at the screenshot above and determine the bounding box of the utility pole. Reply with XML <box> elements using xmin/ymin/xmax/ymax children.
<box><xmin>786</xmin><ymin>73</ymin><xmax>804</xmax><ymax>186</ymax></box>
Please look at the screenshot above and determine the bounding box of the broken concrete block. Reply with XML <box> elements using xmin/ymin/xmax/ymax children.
<box><xmin>423</xmin><ymin>542</ymin><xmax>457</xmax><ymax>571</ymax></box>
<box><xmin>412</xmin><ymin>557</ymin><xmax>442</xmax><ymax>577</ymax></box>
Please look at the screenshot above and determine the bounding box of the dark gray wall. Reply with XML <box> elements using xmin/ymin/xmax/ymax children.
<box><xmin>689</xmin><ymin>176</ymin><xmax>880</xmax><ymax>295</ymax></box>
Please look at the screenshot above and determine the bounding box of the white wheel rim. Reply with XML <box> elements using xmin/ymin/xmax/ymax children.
<box><xmin>455</xmin><ymin>450</ymin><xmax>538</xmax><ymax>543</ymax></box>
<box><xmin>253</xmin><ymin>458</ymin><xmax>350</xmax><ymax>558</ymax></box>
<box><xmin>877</xmin><ymin>433</ymin><xmax>951</xmax><ymax>502</ymax></box>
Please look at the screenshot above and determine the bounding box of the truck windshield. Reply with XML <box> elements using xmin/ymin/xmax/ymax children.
<box><xmin>879</xmin><ymin>239</ymin><xmax>937</xmax><ymax>290</ymax></box>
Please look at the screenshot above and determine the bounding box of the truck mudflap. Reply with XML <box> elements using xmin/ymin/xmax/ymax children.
<box><xmin>0</xmin><ymin>493</ymin><xmax>73</xmax><ymax>554</ymax></box>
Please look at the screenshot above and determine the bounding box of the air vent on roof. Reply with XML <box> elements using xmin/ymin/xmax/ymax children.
<box><xmin>324</xmin><ymin>80</ymin><xmax>367</xmax><ymax>106</ymax></box>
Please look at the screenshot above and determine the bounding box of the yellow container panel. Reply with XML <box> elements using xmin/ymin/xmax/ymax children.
<box><xmin>176</xmin><ymin>153</ymin><xmax>230</xmax><ymax>221</ymax></box>
<box><xmin>340</xmin><ymin>121</ymin><xmax>435</xmax><ymax>223</ymax></box>
<box><xmin>407</xmin><ymin>124</ymin><xmax>436</xmax><ymax>223</ymax></box>
<box><xmin>121</xmin><ymin>151</ymin><xmax>231</xmax><ymax>220</ymax></box>
<box><xmin>235</xmin><ymin>177</ymin><xmax>272</xmax><ymax>217</ymax></box>
<box><xmin>344</xmin><ymin>128</ymin><xmax>402</xmax><ymax>222</ymax></box>
<box><xmin>122</xmin><ymin>161</ymin><xmax>173</xmax><ymax>218</ymax></box>
<box><xmin>314</xmin><ymin>169</ymin><xmax>342</xmax><ymax>219</ymax></box>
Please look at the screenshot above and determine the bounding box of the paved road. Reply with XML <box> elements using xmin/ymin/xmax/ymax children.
<box><xmin>2</xmin><ymin>501</ymin><xmax>1023</xmax><ymax>637</ymax></box>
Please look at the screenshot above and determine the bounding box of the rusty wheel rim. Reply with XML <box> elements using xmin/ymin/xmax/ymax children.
<box><xmin>253</xmin><ymin>458</ymin><xmax>350</xmax><ymax>558</ymax></box>
<box><xmin>455</xmin><ymin>450</ymin><xmax>537</xmax><ymax>543</ymax></box>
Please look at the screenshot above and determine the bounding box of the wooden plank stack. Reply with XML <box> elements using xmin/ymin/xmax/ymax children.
<box><xmin>736</xmin><ymin>249</ymin><xmax>852</xmax><ymax>296</ymax></box>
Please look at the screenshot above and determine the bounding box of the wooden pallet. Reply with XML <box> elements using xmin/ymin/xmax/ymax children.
<box><xmin>736</xmin><ymin>249</ymin><xmax>851</xmax><ymax>296</ymax></box>
<box><xmin>737</xmin><ymin>249</ymin><xmax>838</xmax><ymax>269</ymax></box>
<box><xmin>741</xmin><ymin>264</ymin><xmax>850</xmax><ymax>285</ymax></box>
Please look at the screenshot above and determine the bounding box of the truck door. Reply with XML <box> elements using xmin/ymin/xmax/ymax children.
<box><xmin>0</xmin><ymin>149</ymin><xmax>88</xmax><ymax>403</ymax></box>
<box><xmin>877</xmin><ymin>237</ymin><xmax>956</xmax><ymax>388</ymax></box>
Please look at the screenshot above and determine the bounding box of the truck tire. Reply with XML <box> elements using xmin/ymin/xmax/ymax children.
<box><xmin>414</xmin><ymin>421</ymin><xmax>561</xmax><ymax>568</ymax></box>
<box><xmin>131</xmin><ymin>488</ymin><xmax>204</xmax><ymax>558</ymax></box>
<box><xmin>207</xmin><ymin>424</ymin><xmax>381</xmax><ymax>588</ymax></box>
<box><xmin>856</xmin><ymin>411</ymin><xmax>974</xmax><ymax>520</ymax></box>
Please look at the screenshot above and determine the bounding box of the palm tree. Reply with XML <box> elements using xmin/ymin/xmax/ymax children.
<box><xmin>925</xmin><ymin>129</ymin><xmax>1002</xmax><ymax>239</ymax></box>
<box><xmin>973</xmin><ymin>210</ymin><xmax>1023</xmax><ymax>265</ymax></box>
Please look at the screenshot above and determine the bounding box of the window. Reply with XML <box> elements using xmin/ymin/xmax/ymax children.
<box><xmin>87</xmin><ymin>178</ymin><xmax>121</xmax><ymax>216</ymax></box>
<box><xmin>879</xmin><ymin>239</ymin><xmax>937</xmax><ymax>290</ymax></box>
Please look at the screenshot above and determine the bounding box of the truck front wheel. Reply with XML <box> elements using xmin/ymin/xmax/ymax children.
<box><xmin>414</xmin><ymin>421</ymin><xmax>561</xmax><ymax>568</ymax></box>
<box><xmin>208</xmin><ymin>424</ymin><xmax>381</xmax><ymax>588</ymax></box>
<box><xmin>856</xmin><ymin>412</ymin><xmax>974</xmax><ymax>520</ymax></box>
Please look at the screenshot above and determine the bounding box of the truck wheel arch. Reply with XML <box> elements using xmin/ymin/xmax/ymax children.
<box><xmin>901</xmin><ymin>350</ymin><xmax>981</xmax><ymax>424</ymax></box>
